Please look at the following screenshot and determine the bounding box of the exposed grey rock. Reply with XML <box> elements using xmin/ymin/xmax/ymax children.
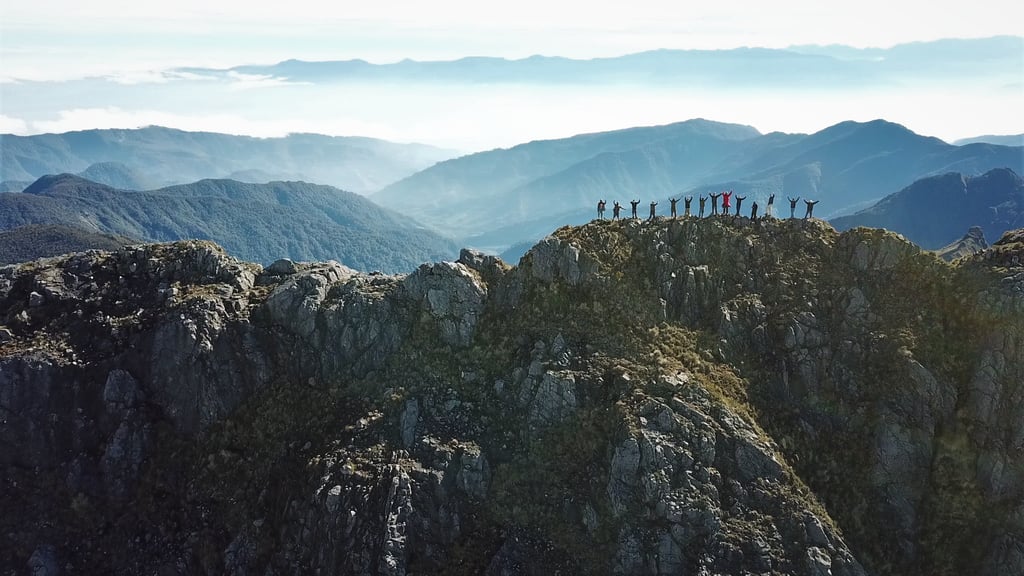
<box><xmin>403</xmin><ymin>260</ymin><xmax>487</xmax><ymax>347</ymax></box>
<box><xmin>102</xmin><ymin>369</ymin><xmax>141</xmax><ymax>418</ymax></box>
<box><xmin>608</xmin><ymin>437</ymin><xmax>641</xmax><ymax>515</ymax></box>
<box><xmin>455</xmin><ymin>444</ymin><xmax>490</xmax><ymax>499</ymax></box>
<box><xmin>524</xmin><ymin>371</ymin><xmax>578</xmax><ymax>426</ymax></box>
<box><xmin>265</xmin><ymin>262</ymin><xmax>354</xmax><ymax>339</ymax></box>
<box><xmin>28</xmin><ymin>290</ymin><xmax>45</xmax><ymax>307</ymax></box>
<box><xmin>400</xmin><ymin>398</ymin><xmax>420</xmax><ymax>449</ymax></box>
<box><xmin>267</xmin><ymin>258</ymin><xmax>298</xmax><ymax>276</ymax></box>
<box><xmin>806</xmin><ymin>546</ymin><xmax>833</xmax><ymax>576</ymax></box>
<box><xmin>529</xmin><ymin>236</ymin><xmax>598</xmax><ymax>286</ymax></box>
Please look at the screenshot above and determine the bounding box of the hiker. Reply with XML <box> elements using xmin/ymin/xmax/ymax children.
<box><xmin>684</xmin><ymin>196</ymin><xmax>693</xmax><ymax>217</ymax></box>
<box><xmin>630</xmin><ymin>199</ymin><xmax>640</xmax><ymax>219</ymax></box>
<box><xmin>788</xmin><ymin>196</ymin><xmax>800</xmax><ymax>219</ymax></box>
<box><xmin>699</xmin><ymin>196</ymin><xmax>707</xmax><ymax>217</ymax></box>
<box><xmin>649</xmin><ymin>201</ymin><xmax>658</xmax><ymax>220</ymax></box>
<box><xmin>597</xmin><ymin>199</ymin><xmax>605</xmax><ymax>219</ymax></box>
<box><xmin>613</xmin><ymin>201</ymin><xmax>622</xmax><ymax>219</ymax></box>
<box><xmin>766</xmin><ymin>193</ymin><xmax>775</xmax><ymax>218</ymax></box>
<box><xmin>751</xmin><ymin>201</ymin><xmax>759</xmax><ymax>220</ymax></box>
<box><xmin>670</xmin><ymin>197</ymin><xmax>678</xmax><ymax>217</ymax></box>
<box><xmin>804</xmin><ymin>199</ymin><xmax>819</xmax><ymax>219</ymax></box>
<box><xmin>735</xmin><ymin>195</ymin><xmax>746</xmax><ymax>216</ymax></box>
<box><xmin>722</xmin><ymin>190</ymin><xmax>733</xmax><ymax>215</ymax></box>
<box><xmin>709</xmin><ymin>192</ymin><xmax>721</xmax><ymax>215</ymax></box>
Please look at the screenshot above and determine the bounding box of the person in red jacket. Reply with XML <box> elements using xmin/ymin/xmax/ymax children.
<box><xmin>722</xmin><ymin>190</ymin><xmax>733</xmax><ymax>215</ymax></box>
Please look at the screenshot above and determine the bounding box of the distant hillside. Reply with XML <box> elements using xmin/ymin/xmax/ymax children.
<box><xmin>375</xmin><ymin>119</ymin><xmax>1023</xmax><ymax>250</ymax></box>
<box><xmin>0</xmin><ymin>175</ymin><xmax>460</xmax><ymax>272</ymax></box>
<box><xmin>373</xmin><ymin>119</ymin><xmax>763</xmax><ymax>238</ymax></box>
<box><xmin>0</xmin><ymin>224</ymin><xmax>135</xmax><ymax>265</ymax></box>
<box><xmin>831</xmin><ymin>168</ymin><xmax>1024</xmax><ymax>249</ymax></box>
<box><xmin>0</xmin><ymin>127</ymin><xmax>457</xmax><ymax>193</ymax></box>
<box><xmin>76</xmin><ymin>161</ymin><xmax>155</xmax><ymax>190</ymax></box>
<box><xmin>953</xmin><ymin>134</ymin><xmax>1024</xmax><ymax>147</ymax></box>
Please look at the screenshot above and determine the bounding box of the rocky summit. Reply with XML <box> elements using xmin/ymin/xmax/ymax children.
<box><xmin>2</xmin><ymin>218</ymin><xmax>1023</xmax><ymax>575</ymax></box>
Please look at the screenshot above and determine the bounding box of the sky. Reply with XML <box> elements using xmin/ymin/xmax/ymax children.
<box><xmin>2</xmin><ymin>1</ymin><xmax>1023</xmax><ymax>150</ymax></box>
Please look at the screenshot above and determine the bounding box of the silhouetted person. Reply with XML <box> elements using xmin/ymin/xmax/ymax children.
<box><xmin>597</xmin><ymin>199</ymin><xmax>605</xmax><ymax>219</ymax></box>
<box><xmin>804</xmin><ymin>199</ymin><xmax>819</xmax><ymax>219</ymax></box>
<box><xmin>766</xmin><ymin>193</ymin><xmax>776</xmax><ymax>219</ymax></box>
<box><xmin>722</xmin><ymin>190</ymin><xmax>733</xmax><ymax>215</ymax></box>
<box><xmin>735</xmin><ymin>195</ymin><xmax>746</xmax><ymax>216</ymax></box>
<box><xmin>670</xmin><ymin>198</ymin><xmax>678</xmax><ymax>217</ymax></box>
<box><xmin>684</xmin><ymin>196</ymin><xmax>693</xmax><ymax>217</ymax></box>
<box><xmin>788</xmin><ymin>196</ymin><xmax>800</xmax><ymax>219</ymax></box>
<box><xmin>709</xmin><ymin>192</ymin><xmax>721</xmax><ymax>215</ymax></box>
<box><xmin>649</xmin><ymin>201</ymin><xmax>658</xmax><ymax>220</ymax></box>
<box><xmin>630</xmin><ymin>199</ymin><xmax>640</xmax><ymax>219</ymax></box>
<box><xmin>751</xmin><ymin>202</ymin><xmax>759</xmax><ymax>220</ymax></box>
<box><xmin>699</xmin><ymin>196</ymin><xmax>707</xmax><ymax>217</ymax></box>
<box><xmin>613</xmin><ymin>201</ymin><xmax>622</xmax><ymax>219</ymax></box>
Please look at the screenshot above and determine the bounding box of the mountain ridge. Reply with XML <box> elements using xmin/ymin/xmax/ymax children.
<box><xmin>3</xmin><ymin>174</ymin><xmax>459</xmax><ymax>272</ymax></box>
<box><xmin>197</xmin><ymin>36</ymin><xmax>1022</xmax><ymax>86</ymax></box>
<box><xmin>1</xmin><ymin>126</ymin><xmax>458</xmax><ymax>193</ymax></box>
<box><xmin>374</xmin><ymin>118</ymin><xmax>1023</xmax><ymax>249</ymax></box>
<box><xmin>2</xmin><ymin>218</ymin><xmax>1022</xmax><ymax>574</ymax></box>
<box><xmin>831</xmin><ymin>167</ymin><xmax>1024</xmax><ymax>249</ymax></box>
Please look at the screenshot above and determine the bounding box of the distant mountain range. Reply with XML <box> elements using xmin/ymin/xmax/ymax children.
<box><xmin>194</xmin><ymin>36</ymin><xmax>1021</xmax><ymax>88</ymax></box>
<box><xmin>2</xmin><ymin>161</ymin><xmax>155</xmax><ymax>193</ymax></box>
<box><xmin>0</xmin><ymin>224</ymin><xmax>136</xmax><ymax>265</ymax></box>
<box><xmin>372</xmin><ymin>118</ymin><xmax>1023</xmax><ymax>251</ymax></box>
<box><xmin>953</xmin><ymin>134</ymin><xmax>1024</xmax><ymax>147</ymax></box>
<box><xmin>831</xmin><ymin>168</ymin><xmax>1024</xmax><ymax>250</ymax></box>
<box><xmin>0</xmin><ymin>127</ymin><xmax>457</xmax><ymax>193</ymax></box>
<box><xmin>0</xmin><ymin>175</ymin><xmax>459</xmax><ymax>272</ymax></box>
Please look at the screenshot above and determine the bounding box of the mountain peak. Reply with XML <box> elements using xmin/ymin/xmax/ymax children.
<box><xmin>21</xmin><ymin>173</ymin><xmax>115</xmax><ymax>196</ymax></box>
<box><xmin>3</xmin><ymin>216</ymin><xmax>1023</xmax><ymax>573</ymax></box>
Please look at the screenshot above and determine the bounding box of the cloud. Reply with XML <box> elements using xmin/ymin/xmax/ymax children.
<box><xmin>101</xmin><ymin>69</ymin><xmax>220</xmax><ymax>85</ymax></box>
<box><xmin>0</xmin><ymin>114</ymin><xmax>31</xmax><ymax>134</ymax></box>
<box><xmin>224</xmin><ymin>71</ymin><xmax>307</xmax><ymax>90</ymax></box>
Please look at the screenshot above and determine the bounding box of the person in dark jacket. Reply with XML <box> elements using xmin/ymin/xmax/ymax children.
<box><xmin>788</xmin><ymin>196</ymin><xmax>800</xmax><ymax>219</ymax></box>
<box><xmin>735</xmin><ymin>195</ymin><xmax>746</xmax><ymax>216</ymax></box>
<box><xmin>751</xmin><ymin>201</ymin><xmax>759</xmax><ymax>220</ymax></box>
<box><xmin>648</xmin><ymin>201</ymin><xmax>658</xmax><ymax>220</ymax></box>
<box><xmin>630</xmin><ymin>199</ymin><xmax>640</xmax><ymax>219</ymax></box>
<box><xmin>804</xmin><ymin>199</ymin><xmax>819</xmax><ymax>219</ymax></box>
<box><xmin>684</xmin><ymin>196</ymin><xmax>693</xmax><ymax>217</ymax></box>
<box><xmin>699</xmin><ymin>196</ymin><xmax>707</xmax><ymax>218</ymax></box>
<box><xmin>766</xmin><ymin>193</ymin><xmax>776</xmax><ymax>218</ymax></box>
<box><xmin>597</xmin><ymin>199</ymin><xmax>605</xmax><ymax>219</ymax></box>
<box><xmin>613</xmin><ymin>201</ymin><xmax>622</xmax><ymax>219</ymax></box>
<box><xmin>670</xmin><ymin>197</ymin><xmax>678</xmax><ymax>217</ymax></box>
<box><xmin>709</xmin><ymin>192</ymin><xmax>721</xmax><ymax>215</ymax></box>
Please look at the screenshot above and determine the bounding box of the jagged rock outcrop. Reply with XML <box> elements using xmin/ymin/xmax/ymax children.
<box><xmin>1</xmin><ymin>220</ymin><xmax>1022</xmax><ymax>575</ymax></box>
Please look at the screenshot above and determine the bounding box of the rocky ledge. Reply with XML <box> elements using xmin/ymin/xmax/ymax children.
<box><xmin>1</xmin><ymin>218</ymin><xmax>1023</xmax><ymax>575</ymax></box>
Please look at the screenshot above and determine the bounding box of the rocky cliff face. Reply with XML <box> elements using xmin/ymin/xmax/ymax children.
<box><xmin>2</xmin><ymin>219</ymin><xmax>1022</xmax><ymax>575</ymax></box>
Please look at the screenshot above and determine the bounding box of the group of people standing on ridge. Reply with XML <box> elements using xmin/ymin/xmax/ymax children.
<box><xmin>596</xmin><ymin>192</ymin><xmax>819</xmax><ymax>221</ymax></box>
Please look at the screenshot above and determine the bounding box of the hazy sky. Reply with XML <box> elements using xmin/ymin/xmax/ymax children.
<box><xmin>2</xmin><ymin>1</ymin><xmax>1022</xmax><ymax>149</ymax></box>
